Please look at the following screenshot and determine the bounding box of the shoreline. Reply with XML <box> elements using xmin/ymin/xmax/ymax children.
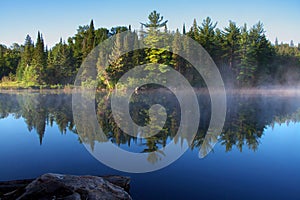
<box><xmin>1</xmin><ymin>87</ymin><xmax>300</xmax><ymax>95</ymax></box>
<box><xmin>0</xmin><ymin>173</ymin><xmax>131</xmax><ymax>199</ymax></box>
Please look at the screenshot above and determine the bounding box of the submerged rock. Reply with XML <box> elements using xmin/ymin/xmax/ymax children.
<box><xmin>0</xmin><ymin>173</ymin><xmax>131</xmax><ymax>200</ymax></box>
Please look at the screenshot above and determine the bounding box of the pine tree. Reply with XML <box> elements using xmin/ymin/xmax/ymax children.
<box><xmin>132</xmin><ymin>31</ymin><xmax>143</xmax><ymax>66</ymax></box>
<box><xmin>187</xmin><ymin>19</ymin><xmax>199</xmax><ymax>41</ymax></box>
<box><xmin>238</xmin><ymin>24</ymin><xmax>252</xmax><ymax>86</ymax></box>
<box><xmin>122</xmin><ymin>31</ymin><xmax>134</xmax><ymax>72</ymax></box>
<box><xmin>139</xmin><ymin>24</ymin><xmax>145</xmax><ymax>40</ymax></box>
<box><xmin>94</xmin><ymin>28</ymin><xmax>109</xmax><ymax>46</ymax></box>
<box><xmin>222</xmin><ymin>21</ymin><xmax>241</xmax><ymax>70</ymax></box>
<box><xmin>139</xmin><ymin>11</ymin><xmax>171</xmax><ymax>82</ymax></box>
<box><xmin>31</xmin><ymin>31</ymin><xmax>46</xmax><ymax>84</ymax></box>
<box><xmin>83</xmin><ymin>20</ymin><xmax>95</xmax><ymax>58</ymax></box>
<box><xmin>182</xmin><ymin>23</ymin><xmax>186</xmax><ymax>35</ymax></box>
<box><xmin>141</xmin><ymin>10</ymin><xmax>168</xmax><ymax>29</ymax></box>
<box><xmin>290</xmin><ymin>40</ymin><xmax>294</xmax><ymax>47</ymax></box>
<box><xmin>47</xmin><ymin>39</ymin><xmax>76</xmax><ymax>84</ymax></box>
<box><xmin>198</xmin><ymin>17</ymin><xmax>217</xmax><ymax>57</ymax></box>
<box><xmin>172</xmin><ymin>29</ymin><xmax>183</xmax><ymax>72</ymax></box>
<box><xmin>107</xmin><ymin>32</ymin><xmax>124</xmax><ymax>85</ymax></box>
<box><xmin>22</xmin><ymin>35</ymin><xmax>34</xmax><ymax>67</ymax></box>
<box><xmin>275</xmin><ymin>37</ymin><xmax>279</xmax><ymax>46</ymax></box>
<box><xmin>17</xmin><ymin>35</ymin><xmax>34</xmax><ymax>80</ymax></box>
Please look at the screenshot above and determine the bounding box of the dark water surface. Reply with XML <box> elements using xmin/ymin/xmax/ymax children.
<box><xmin>0</xmin><ymin>91</ymin><xmax>300</xmax><ymax>199</ymax></box>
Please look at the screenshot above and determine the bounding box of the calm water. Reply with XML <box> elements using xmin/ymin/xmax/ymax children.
<box><xmin>0</xmin><ymin>91</ymin><xmax>300</xmax><ymax>199</ymax></box>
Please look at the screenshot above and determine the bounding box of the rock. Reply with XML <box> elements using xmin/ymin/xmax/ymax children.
<box><xmin>102</xmin><ymin>175</ymin><xmax>130</xmax><ymax>192</ymax></box>
<box><xmin>0</xmin><ymin>179</ymin><xmax>34</xmax><ymax>195</ymax></box>
<box><xmin>0</xmin><ymin>173</ymin><xmax>131</xmax><ymax>200</ymax></box>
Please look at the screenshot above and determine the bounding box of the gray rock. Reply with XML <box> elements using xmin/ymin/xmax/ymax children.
<box><xmin>0</xmin><ymin>173</ymin><xmax>131</xmax><ymax>200</ymax></box>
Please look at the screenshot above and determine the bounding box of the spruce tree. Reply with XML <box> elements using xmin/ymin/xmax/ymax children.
<box><xmin>182</xmin><ymin>23</ymin><xmax>186</xmax><ymax>35</ymax></box>
<box><xmin>83</xmin><ymin>20</ymin><xmax>95</xmax><ymax>58</ymax></box>
<box><xmin>198</xmin><ymin>17</ymin><xmax>217</xmax><ymax>57</ymax></box>
<box><xmin>107</xmin><ymin>31</ymin><xmax>124</xmax><ymax>85</ymax></box>
<box><xmin>187</xmin><ymin>19</ymin><xmax>199</xmax><ymax>41</ymax></box>
<box><xmin>31</xmin><ymin>31</ymin><xmax>46</xmax><ymax>84</ymax></box>
<box><xmin>275</xmin><ymin>37</ymin><xmax>279</xmax><ymax>46</ymax></box>
<box><xmin>172</xmin><ymin>29</ymin><xmax>183</xmax><ymax>72</ymax></box>
<box><xmin>222</xmin><ymin>21</ymin><xmax>241</xmax><ymax>70</ymax></box>
<box><xmin>17</xmin><ymin>35</ymin><xmax>34</xmax><ymax>80</ymax></box>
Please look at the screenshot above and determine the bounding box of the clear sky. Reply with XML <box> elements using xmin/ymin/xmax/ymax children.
<box><xmin>1</xmin><ymin>0</ymin><xmax>299</xmax><ymax>47</ymax></box>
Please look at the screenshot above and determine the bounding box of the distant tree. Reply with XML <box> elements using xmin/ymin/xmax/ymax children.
<box><xmin>139</xmin><ymin>24</ymin><xmax>145</xmax><ymax>40</ymax></box>
<box><xmin>172</xmin><ymin>29</ymin><xmax>184</xmax><ymax>72</ymax></box>
<box><xmin>132</xmin><ymin>31</ymin><xmax>143</xmax><ymax>66</ymax></box>
<box><xmin>198</xmin><ymin>17</ymin><xmax>217</xmax><ymax>57</ymax></box>
<box><xmin>17</xmin><ymin>35</ymin><xmax>34</xmax><ymax>80</ymax></box>
<box><xmin>290</xmin><ymin>40</ymin><xmax>294</xmax><ymax>47</ymax></box>
<box><xmin>275</xmin><ymin>37</ymin><xmax>279</xmax><ymax>46</ymax></box>
<box><xmin>187</xmin><ymin>19</ymin><xmax>199</xmax><ymax>41</ymax></box>
<box><xmin>69</xmin><ymin>25</ymin><xmax>89</xmax><ymax>68</ymax></box>
<box><xmin>94</xmin><ymin>28</ymin><xmax>109</xmax><ymax>46</ymax></box>
<box><xmin>107</xmin><ymin>31</ymin><xmax>124</xmax><ymax>85</ymax></box>
<box><xmin>142</xmin><ymin>10</ymin><xmax>170</xmax><ymax>68</ymax></box>
<box><xmin>222</xmin><ymin>21</ymin><xmax>241</xmax><ymax>70</ymax></box>
<box><xmin>46</xmin><ymin>39</ymin><xmax>75</xmax><ymax>84</ymax></box>
<box><xmin>182</xmin><ymin>23</ymin><xmax>186</xmax><ymax>35</ymax></box>
<box><xmin>141</xmin><ymin>10</ymin><xmax>168</xmax><ymax>29</ymax></box>
<box><xmin>109</xmin><ymin>26</ymin><xmax>128</xmax><ymax>36</ymax></box>
<box><xmin>83</xmin><ymin>20</ymin><xmax>95</xmax><ymax>58</ymax></box>
<box><xmin>0</xmin><ymin>44</ymin><xmax>21</xmax><ymax>80</ymax></box>
<box><xmin>31</xmin><ymin>31</ymin><xmax>46</xmax><ymax>84</ymax></box>
<box><xmin>238</xmin><ymin>22</ymin><xmax>275</xmax><ymax>86</ymax></box>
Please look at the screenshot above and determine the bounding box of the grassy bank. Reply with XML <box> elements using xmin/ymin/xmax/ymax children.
<box><xmin>0</xmin><ymin>80</ymin><xmax>73</xmax><ymax>90</ymax></box>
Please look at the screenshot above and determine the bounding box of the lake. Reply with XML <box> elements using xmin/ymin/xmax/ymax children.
<box><xmin>0</xmin><ymin>90</ymin><xmax>300</xmax><ymax>199</ymax></box>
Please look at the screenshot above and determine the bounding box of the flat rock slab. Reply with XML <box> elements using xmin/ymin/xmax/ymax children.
<box><xmin>0</xmin><ymin>173</ymin><xmax>131</xmax><ymax>200</ymax></box>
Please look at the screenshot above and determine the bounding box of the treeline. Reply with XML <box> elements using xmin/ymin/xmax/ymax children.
<box><xmin>0</xmin><ymin>11</ymin><xmax>300</xmax><ymax>88</ymax></box>
<box><xmin>0</xmin><ymin>20</ymin><xmax>128</xmax><ymax>87</ymax></box>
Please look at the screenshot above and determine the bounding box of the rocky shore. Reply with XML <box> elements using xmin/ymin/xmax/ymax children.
<box><xmin>0</xmin><ymin>173</ymin><xmax>131</xmax><ymax>200</ymax></box>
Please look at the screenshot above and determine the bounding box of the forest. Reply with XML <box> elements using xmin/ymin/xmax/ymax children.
<box><xmin>0</xmin><ymin>11</ymin><xmax>300</xmax><ymax>89</ymax></box>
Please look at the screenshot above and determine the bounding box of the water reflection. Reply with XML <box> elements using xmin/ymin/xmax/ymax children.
<box><xmin>0</xmin><ymin>91</ymin><xmax>300</xmax><ymax>156</ymax></box>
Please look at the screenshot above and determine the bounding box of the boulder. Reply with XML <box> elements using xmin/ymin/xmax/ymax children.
<box><xmin>0</xmin><ymin>173</ymin><xmax>131</xmax><ymax>200</ymax></box>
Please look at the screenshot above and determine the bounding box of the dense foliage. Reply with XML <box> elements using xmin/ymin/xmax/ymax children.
<box><xmin>1</xmin><ymin>11</ymin><xmax>300</xmax><ymax>88</ymax></box>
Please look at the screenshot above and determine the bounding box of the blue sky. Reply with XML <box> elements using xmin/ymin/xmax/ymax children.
<box><xmin>1</xmin><ymin>0</ymin><xmax>299</xmax><ymax>47</ymax></box>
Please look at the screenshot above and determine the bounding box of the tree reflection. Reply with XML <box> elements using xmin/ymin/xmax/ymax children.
<box><xmin>1</xmin><ymin>91</ymin><xmax>300</xmax><ymax>160</ymax></box>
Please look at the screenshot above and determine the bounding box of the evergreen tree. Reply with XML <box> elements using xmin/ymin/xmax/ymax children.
<box><xmin>172</xmin><ymin>29</ymin><xmax>184</xmax><ymax>72</ymax></box>
<box><xmin>94</xmin><ymin>28</ymin><xmax>109</xmax><ymax>46</ymax></box>
<box><xmin>83</xmin><ymin>20</ymin><xmax>95</xmax><ymax>58</ymax></box>
<box><xmin>182</xmin><ymin>23</ymin><xmax>186</xmax><ymax>35</ymax></box>
<box><xmin>0</xmin><ymin>44</ymin><xmax>21</xmax><ymax>80</ymax></box>
<box><xmin>0</xmin><ymin>45</ymin><xmax>6</xmax><ymax>79</ymax></box>
<box><xmin>187</xmin><ymin>19</ymin><xmax>199</xmax><ymax>41</ymax></box>
<box><xmin>290</xmin><ymin>40</ymin><xmax>294</xmax><ymax>47</ymax></box>
<box><xmin>198</xmin><ymin>17</ymin><xmax>217</xmax><ymax>57</ymax></box>
<box><xmin>141</xmin><ymin>10</ymin><xmax>168</xmax><ymax>29</ymax></box>
<box><xmin>46</xmin><ymin>39</ymin><xmax>75</xmax><ymax>84</ymax></box>
<box><xmin>107</xmin><ymin>32</ymin><xmax>124</xmax><ymax>85</ymax></box>
<box><xmin>139</xmin><ymin>24</ymin><xmax>145</xmax><ymax>40</ymax></box>
<box><xmin>132</xmin><ymin>31</ymin><xmax>143</xmax><ymax>66</ymax></box>
<box><xmin>17</xmin><ymin>35</ymin><xmax>34</xmax><ymax>80</ymax></box>
<box><xmin>21</xmin><ymin>35</ymin><xmax>34</xmax><ymax>67</ymax></box>
<box><xmin>31</xmin><ymin>31</ymin><xmax>46</xmax><ymax>84</ymax></box>
<box><xmin>222</xmin><ymin>21</ymin><xmax>241</xmax><ymax>70</ymax></box>
<box><xmin>275</xmin><ymin>37</ymin><xmax>279</xmax><ymax>46</ymax></box>
<box><xmin>141</xmin><ymin>10</ymin><xmax>171</xmax><ymax>77</ymax></box>
<box><xmin>70</xmin><ymin>25</ymin><xmax>89</xmax><ymax>68</ymax></box>
<box><xmin>237</xmin><ymin>24</ymin><xmax>249</xmax><ymax>86</ymax></box>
